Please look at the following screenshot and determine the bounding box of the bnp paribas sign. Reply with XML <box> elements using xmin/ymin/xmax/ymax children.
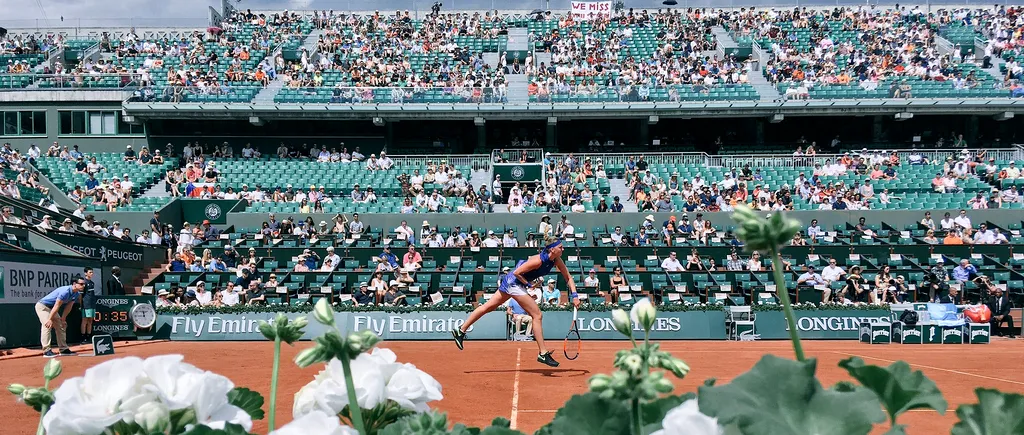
<box><xmin>755</xmin><ymin>310</ymin><xmax>893</xmax><ymax>339</ymax></box>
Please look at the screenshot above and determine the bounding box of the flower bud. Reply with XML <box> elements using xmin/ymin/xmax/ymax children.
<box><xmin>294</xmin><ymin>345</ymin><xmax>330</xmax><ymax>368</ymax></box>
<box><xmin>661</xmin><ymin>357</ymin><xmax>691</xmax><ymax>378</ymax></box>
<box><xmin>623</xmin><ymin>354</ymin><xmax>643</xmax><ymax>376</ymax></box>
<box><xmin>136</xmin><ymin>401</ymin><xmax>170</xmax><ymax>433</ymax></box>
<box><xmin>588</xmin><ymin>374</ymin><xmax>612</xmax><ymax>392</ymax></box>
<box><xmin>313</xmin><ymin>297</ymin><xmax>335</xmax><ymax>326</ymax></box>
<box><xmin>654</xmin><ymin>375</ymin><xmax>675</xmax><ymax>394</ymax></box>
<box><xmin>291</xmin><ymin>316</ymin><xmax>309</xmax><ymax>330</ymax></box>
<box><xmin>610</xmin><ymin>309</ymin><xmax>633</xmax><ymax>338</ymax></box>
<box><xmin>7</xmin><ymin>384</ymin><xmax>26</xmax><ymax>396</ymax></box>
<box><xmin>257</xmin><ymin>320</ymin><xmax>277</xmax><ymax>341</ymax></box>
<box><xmin>43</xmin><ymin>358</ymin><xmax>62</xmax><ymax>381</ymax></box>
<box><xmin>21</xmin><ymin>388</ymin><xmax>54</xmax><ymax>410</ymax></box>
<box><xmin>630</xmin><ymin>298</ymin><xmax>657</xmax><ymax>333</ymax></box>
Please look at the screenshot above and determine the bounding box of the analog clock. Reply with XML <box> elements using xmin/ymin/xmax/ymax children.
<box><xmin>130</xmin><ymin>303</ymin><xmax>157</xmax><ymax>329</ymax></box>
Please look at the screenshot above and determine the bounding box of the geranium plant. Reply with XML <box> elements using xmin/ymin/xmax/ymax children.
<box><xmin>8</xmin><ymin>206</ymin><xmax>1024</xmax><ymax>434</ymax></box>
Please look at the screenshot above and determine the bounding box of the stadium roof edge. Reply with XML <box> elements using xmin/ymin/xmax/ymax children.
<box><xmin>121</xmin><ymin>99</ymin><xmax>1024</xmax><ymax>121</ymax></box>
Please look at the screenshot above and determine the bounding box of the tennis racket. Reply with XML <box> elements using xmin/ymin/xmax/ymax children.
<box><xmin>563</xmin><ymin>306</ymin><xmax>581</xmax><ymax>360</ymax></box>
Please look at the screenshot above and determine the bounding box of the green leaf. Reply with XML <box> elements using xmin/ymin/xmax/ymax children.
<box><xmin>479</xmin><ymin>428</ymin><xmax>525</xmax><ymax>435</ymax></box>
<box><xmin>838</xmin><ymin>357</ymin><xmax>947</xmax><ymax>424</ymax></box>
<box><xmin>640</xmin><ymin>393</ymin><xmax>693</xmax><ymax>435</ymax></box>
<box><xmin>182</xmin><ymin>422</ymin><xmax>254</xmax><ymax>435</ymax></box>
<box><xmin>169</xmin><ymin>408</ymin><xmax>197</xmax><ymax>434</ymax></box>
<box><xmin>540</xmin><ymin>392</ymin><xmax>631</xmax><ymax>435</ymax></box>
<box><xmin>340</xmin><ymin>400</ymin><xmax>416</xmax><ymax>435</ymax></box>
<box><xmin>378</xmin><ymin>412</ymin><xmax>478</xmax><ymax>435</ymax></box>
<box><xmin>227</xmin><ymin>387</ymin><xmax>265</xmax><ymax>421</ymax></box>
<box><xmin>698</xmin><ymin>355</ymin><xmax>885</xmax><ymax>435</ymax></box>
<box><xmin>951</xmin><ymin>388</ymin><xmax>1024</xmax><ymax>435</ymax></box>
<box><xmin>489</xmin><ymin>417</ymin><xmax>511</xmax><ymax>428</ymax></box>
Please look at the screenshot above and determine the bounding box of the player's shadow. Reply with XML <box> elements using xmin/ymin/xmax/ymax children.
<box><xmin>464</xmin><ymin>369</ymin><xmax>590</xmax><ymax>378</ymax></box>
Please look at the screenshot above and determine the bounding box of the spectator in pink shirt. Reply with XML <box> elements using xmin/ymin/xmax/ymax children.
<box><xmin>403</xmin><ymin>245</ymin><xmax>422</xmax><ymax>270</ymax></box>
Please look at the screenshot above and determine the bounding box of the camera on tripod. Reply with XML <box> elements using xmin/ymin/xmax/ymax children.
<box><xmin>431</xmin><ymin>2</ymin><xmax>442</xmax><ymax>15</ymax></box>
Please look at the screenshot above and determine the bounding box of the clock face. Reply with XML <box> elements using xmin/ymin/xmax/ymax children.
<box><xmin>130</xmin><ymin>303</ymin><xmax>157</xmax><ymax>328</ymax></box>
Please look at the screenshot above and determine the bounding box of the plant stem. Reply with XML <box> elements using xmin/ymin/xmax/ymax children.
<box><xmin>37</xmin><ymin>378</ymin><xmax>50</xmax><ymax>435</ymax></box>
<box><xmin>631</xmin><ymin>397</ymin><xmax>643</xmax><ymax>435</ymax></box>
<box><xmin>340</xmin><ymin>356</ymin><xmax>368</xmax><ymax>435</ymax></box>
<box><xmin>770</xmin><ymin>248</ymin><xmax>805</xmax><ymax>362</ymax></box>
<box><xmin>268</xmin><ymin>337</ymin><xmax>282</xmax><ymax>431</ymax></box>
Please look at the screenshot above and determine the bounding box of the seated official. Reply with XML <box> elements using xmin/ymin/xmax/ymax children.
<box><xmin>986</xmin><ymin>287</ymin><xmax>1016</xmax><ymax>338</ymax></box>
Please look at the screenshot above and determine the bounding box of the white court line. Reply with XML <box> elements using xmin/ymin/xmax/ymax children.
<box><xmin>510</xmin><ymin>348</ymin><xmax>522</xmax><ymax>429</ymax></box>
<box><xmin>830</xmin><ymin>351</ymin><xmax>1024</xmax><ymax>386</ymax></box>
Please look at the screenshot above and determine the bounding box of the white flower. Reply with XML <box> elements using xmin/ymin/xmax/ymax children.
<box><xmin>43</xmin><ymin>355</ymin><xmax>252</xmax><ymax>435</ymax></box>
<box><xmin>652</xmin><ymin>399</ymin><xmax>723</xmax><ymax>435</ymax></box>
<box><xmin>630</xmin><ymin>298</ymin><xmax>656</xmax><ymax>332</ymax></box>
<box><xmin>136</xmin><ymin>401</ymin><xmax>170</xmax><ymax>433</ymax></box>
<box><xmin>385</xmin><ymin>363</ymin><xmax>443</xmax><ymax>412</ymax></box>
<box><xmin>271</xmin><ymin>410</ymin><xmax>359</xmax><ymax>435</ymax></box>
<box><xmin>43</xmin><ymin>357</ymin><xmax>147</xmax><ymax>435</ymax></box>
<box><xmin>610</xmin><ymin>309</ymin><xmax>633</xmax><ymax>337</ymax></box>
<box><xmin>293</xmin><ymin>352</ymin><xmax>389</xmax><ymax>417</ymax></box>
<box><xmin>140</xmin><ymin>355</ymin><xmax>252</xmax><ymax>431</ymax></box>
<box><xmin>293</xmin><ymin>348</ymin><xmax>442</xmax><ymax>417</ymax></box>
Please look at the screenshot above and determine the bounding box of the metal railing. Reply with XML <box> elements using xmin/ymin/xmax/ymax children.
<box><xmin>0</xmin><ymin>73</ymin><xmax>145</xmax><ymax>90</ymax></box>
<box><xmin>546</xmin><ymin>147</ymin><xmax>1024</xmax><ymax>170</ymax></box>
<box><xmin>277</xmin><ymin>86</ymin><xmax>510</xmax><ymax>104</ymax></box>
<box><xmin>529</xmin><ymin>83</ymin><xmax>755</xmax><ymax>103</ymax></box>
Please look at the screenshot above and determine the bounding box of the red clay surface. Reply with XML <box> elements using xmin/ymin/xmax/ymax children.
<box><xmin>3</xmin><ymin>339</ymin><xmax>1022</xmax><ymax>434</ymax></box>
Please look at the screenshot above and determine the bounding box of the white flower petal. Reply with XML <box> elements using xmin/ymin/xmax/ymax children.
<box><xmin>652</xmin><ymin>399</ymin><xmax>723</xmax><ymax>435</ymax></box>
<box><xmin>271</xmin><ymin>410</ymin><xmax>359</xmax><ymax>435</ymax></box>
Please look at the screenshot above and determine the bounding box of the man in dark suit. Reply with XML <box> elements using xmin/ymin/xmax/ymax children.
<box><xmin>986</xmin><ymin>287</ymin><xmax>1016</xmax><ymax>338</ymax></box>
<box><xmin>935</xmin><ymin>286</ymin><xmax>961</xmax><ymax>305</ymax></box>
<box><xmin>105</xmin><ymin>266</ymin><xmax>125</xmax><ymax>296</ymax></box>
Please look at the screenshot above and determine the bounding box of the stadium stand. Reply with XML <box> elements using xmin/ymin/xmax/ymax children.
<box><xmin>3</xmin><ymin>5</ymin><xmax>1024</xmax><ymax>321</ymax></box>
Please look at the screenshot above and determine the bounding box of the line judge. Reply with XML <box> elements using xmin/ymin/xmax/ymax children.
<box><xmin>36</xmin><ymin>276</ymin><xmax>85</xmax><ymax>357</ymax></box>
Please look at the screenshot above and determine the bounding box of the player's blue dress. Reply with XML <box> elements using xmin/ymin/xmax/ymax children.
<box><xmin>498</xmin><ymin>250</ymin><xmax>556</xmax><ymax>295</ymax></box>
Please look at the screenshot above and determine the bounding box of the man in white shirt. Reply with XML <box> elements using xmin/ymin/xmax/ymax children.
<box><xmin>821</xmin><ymin>259</ymin><xmax>845</xmax><ymax>284</ymax></box>
<box><xmin>324</xmin><ymin>246</ymin><xmax>341</xmax><ymax>270</ymax></box>
<box><xmin>610</xmin><ymin>226</ymin><xmax>624</xmax><ymax>245</ymax></box>
<box><xmin>940</xmin><ymin>212</ymin><xmax>955</xmax><ymax>231</ymax></box>
<box><xmin>502</xmin><ymin>230</ymin><xmax>518</xmax><ymax>247</ymax></box>
<box><xmin>560</xmin><ymin>219</ymin><xmax>576</xmax><ymax>237</ymax></box>
<box><xmin>193</xmin><ymin>281</ymin><xmax>212</xmax><ymax>306</ymax></box>
<box><xmin>953</xmin><ymin>209</ymin><xmax>972</xmax><ymax>231</ymax></box>
<box><xmin>660</xmin><ymin>252</ymin><xmax>684</xmax><ymax>272</ymax></box>
<box><xmin>394</xmin><ymin>221</ymin><xmax>415</xmax><ymax>242</ymax></box>
<box><xmin>1004</xmin><ymin>162</ymin><xmax>1021</xmax><ymax>179</ymax></box>
<box><xmin>220</xmin><ymin>282</ymin><xmax>240</xmax><ymax>306</ymax></box>
<box><xmin>482</xmin><ymin>231</ymin><xmax>501</xmax><ymax>248</ymax></box>
<box><xmin>807</xmin><ymin>219</ymin><xmax>823</xmax><ymax>239</ymax></box>
<box><xmin>973</xmin><ymin>224</ymin><xmax>995</xmax><ymax>244</ymax></box>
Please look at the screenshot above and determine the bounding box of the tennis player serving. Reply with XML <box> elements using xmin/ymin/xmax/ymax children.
<box><xmin>452</xmin><ymin>235</ymin><xmax>579</xmax><ymax>367</ymax></box>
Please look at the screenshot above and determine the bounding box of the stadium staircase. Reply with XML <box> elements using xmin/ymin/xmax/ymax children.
<box><xmin>607</xmin><ymin>178</ymin><xmax>638</xmax><ymax>212</ymax></box>
<box><xmin>711</xmin><ymin>26</ymin><xmax>739</xmax><ymax>59</ymax></box>
<box><xmin>138</xmin><ymin>180</ymin><xmax>167</xmax><ymax>198</ymax></box>
<box><xmin>506</xmin><ymin>74</ymin><xmax>529</xmax><ymax>104</ymax></box>
<box><xmin>748</xmin><ymin>68</ymin><xmax>781</xmax><ymax>102</ymax></box>
<box><xmin>130</xmin><ymin>259</ymin><xmax>173</xmax><ymax>295</ymax></box>
<box><xmin>252</xmin><ymin>79</ymin><xmax>285</xmax><ymax>104</ymax></box>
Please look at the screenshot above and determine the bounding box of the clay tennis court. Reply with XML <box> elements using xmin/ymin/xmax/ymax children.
<box><xmin>3</xmin><ymin>339</ymin><xmax>1023</xmax><ymax>434</ymax></box>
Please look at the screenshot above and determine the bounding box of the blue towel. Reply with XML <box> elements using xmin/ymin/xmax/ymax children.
<box><xmin>927</xmin><ymin>303</ymin><xmax>965</xmax><ymax>326</ymax></box>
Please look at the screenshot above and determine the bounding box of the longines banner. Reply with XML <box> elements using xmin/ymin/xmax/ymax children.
<box><xmin>154</xmin><ymin>310</ymin><xmax>728</xmax><ymax>341</ymax></box>
<box><xmin>754</xmin><ymin>310</ymin><xmax>894</xmax><ymax>340</ymax></box>
<box><xmin>545</xmin><ymin>310</ymin><xmax>728</xmax><ymax>340</ymax></box>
